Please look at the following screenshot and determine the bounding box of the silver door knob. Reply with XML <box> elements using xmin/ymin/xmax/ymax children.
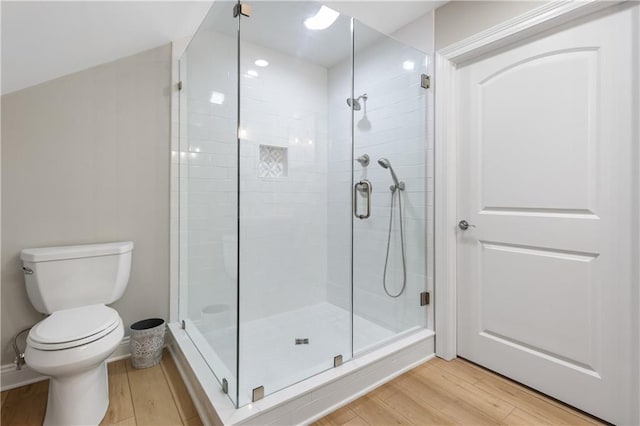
<box><xmin>458</xmin><ymin>220</ymin><xmax>476</xmax><ymax>230</ymax></box>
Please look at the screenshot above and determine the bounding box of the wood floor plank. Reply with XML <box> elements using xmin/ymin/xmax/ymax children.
<box><xmin>431</xmin><ymin>357</ymin><xmax>490</xmax><ymax>385</ymax></box>
<box><xmin>457</xmin><ymin>358</ymin><xmax>603</xmax><ymax>424</ymax></box>
<box><xmin>350</xmin><ymin>395</ymin><xmax>411</xmax><ymax>425</ymax></box>
<box><xmin>503</xmin><ymin>407</ymin><xmax>554</xmax><ymax>425</ymax></box>
<box><xmin>1</xmin><ymin>381</ymin><xmax>48</xmax><ymax>426</ymax></box>
<box><xmin>1</xmin><ymin>390</ymin><xmax>8</xmax><ymax>408</ymax></box>
<box><xmin>312</xmin><ymin>417</ymin><xmax>339</xmax><ymax>426</ymax></box>
<box><xmin>342</xmin><ymin>415</ymin><xmax>371</xmax><ymax>426</ymax></box>
<box><xmin>472</xmin><ymin>373</ymin><xmax>601</xmax><ymax>425</ymax></box>
<box><xmin>110</xmin><ymin>416</ymin><xmax>137</xmax><ymax>426</ymax></box>
<box><xmin>125</xmin><ymin>359</ymin><xmax>183</xmax><ymax>426</ymax></box>
<box><xmin>184</xmin><ymin>415</ymin><xmax>204</xmax><ymax>426</ymax></box>
<box><xmin>412</xmin><ymin>364</ymin><xmax>515</xmax><ymax>421</ymax></box>
<box><xmin>101</xmin><ymin>359</ymin><xmax>135</xmax><ymax>425</ymax></box>
<box><xmin>160</xmin><ymin>349</ymin><xmax>199</xmax><ymax>423</ymax></box>
<box><xmin>324</xmin><ymin>405</ymin><xmax>358</xmax><ymax>425</ymax></box>
<box><xmin>5</xmin><ymin>379</ymin><xmax>49</xmax><ymax>400</ymax></box>
<box><xmin>383</xmin><ymin>390</ymin><xmax>457</xmax><ymax>425</ymax></box>
<box><xmin>394</xmin><ymin>370</ymin><xmax>457</xmax><ymax>410</ymax></box>
<box><xmin>367</xmin><ymin>380</ymin><xmax>404</xmax><ymax>402</ymax></box>
<box><xmin>439</xmin><ymin>399</ymin><xmax>504</xmax><ymax>426</ymax></box>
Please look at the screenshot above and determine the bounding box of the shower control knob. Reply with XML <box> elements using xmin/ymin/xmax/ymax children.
<box><xmin>458</xmin><ymin>220</ymin><xmax>476</xmax><ymax>230</ymax></box>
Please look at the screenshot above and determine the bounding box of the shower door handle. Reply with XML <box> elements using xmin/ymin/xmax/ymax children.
<box><xmin>354</xmin><ymin>179</ymin><xmax>372</xmax><ymax>219</ymax></box>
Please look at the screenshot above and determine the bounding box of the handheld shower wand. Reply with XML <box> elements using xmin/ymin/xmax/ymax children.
<box><xmin>377</xmin><ymin>158</ymin><xmax>406</xmax><ymax>298</ymax></box>
<box><xmin>377</xmin><ymin>158</ymin><xmax>404</xmax><ymax>191</ymax></box>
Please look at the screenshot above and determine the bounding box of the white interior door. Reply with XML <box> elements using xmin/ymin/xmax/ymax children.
<box><xmin>456</xmin><ymin>4</ymin><xmax>638</xmax><ymax>424</ymax></box>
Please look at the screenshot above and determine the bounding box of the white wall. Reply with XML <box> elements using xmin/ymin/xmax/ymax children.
<box><xmin>1</xmin><ymin>44</ymin><xmax>171</xmax><ymax>364</ymax></box>
<box><xmin>434</xmin><ymin>1</ymin><xmax>546</xmax><ymax>49</ymax></box>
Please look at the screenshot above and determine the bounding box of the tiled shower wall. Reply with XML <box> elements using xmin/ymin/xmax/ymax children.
<box><xmin>181</xmin><ymin>30</ymin><xmax>330</xmax><ymax>324</ymax></box>
<box><xmin>238</xmin><ymin>38</ymin><xmax>330</xmax><ymax>322</ymax></box>
<box><xmin>327</xmin><ymin>27</ymin><xmax>434</xmax><ymax>335</ymax></box>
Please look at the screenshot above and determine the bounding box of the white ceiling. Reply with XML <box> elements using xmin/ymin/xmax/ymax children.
<box><xmin>1</xmin><ymin>1</ymin><xmax>213</xmax><ymax>95</ymax></box>
<box><xmin>1</xmin><ymin>1</ymin><xmax>444</xmax><ymax>95</ymax></box>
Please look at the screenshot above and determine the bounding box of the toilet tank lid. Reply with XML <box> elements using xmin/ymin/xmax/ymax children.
<box><xmin>21</xmin><ymin>241</ymin><xmax>134</xmax><ymax>262</ymax></box>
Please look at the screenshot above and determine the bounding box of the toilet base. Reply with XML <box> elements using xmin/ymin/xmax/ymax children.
<box><xmin>44</xmin><ymin>361</ymin><xmax>109</xmax><ymax>426</ymax></box>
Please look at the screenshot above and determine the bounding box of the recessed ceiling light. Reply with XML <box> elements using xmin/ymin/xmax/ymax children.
<box><xmin>254</xmin><ymin>59</ymin><xmax>269</xmax><ymax>67</ymax></box>
<box><xmin>304</xmin><ymin>6</ymin><xmax>339</xmax><ymax>30</ymax></box>
<box><xmin>209</xmin><ymin>91</ymin><xmax>225</xmax><ymax>105</ymax></box>
<box><xmin>247</xmin><ymin>70</ymin><xmax>259</xmax><ymax>77</ymax></box>
<box><xmin>402</xmin><ymin>61</ymin><xmax>415</xmax><ymax>71</ymax></box>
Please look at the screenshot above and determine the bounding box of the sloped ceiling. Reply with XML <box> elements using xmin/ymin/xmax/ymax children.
<box><xmin>1</xmin><ymin>1</ymin><xmax>213</xmax><ymax>94</ymax></box>
<box><xmin>1</xmin><ymin>1</ymin><xmax>444</xmax><ymax>95</ymax></box>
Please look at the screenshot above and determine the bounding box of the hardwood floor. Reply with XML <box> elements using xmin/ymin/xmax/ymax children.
<box><xmin>0</xmin><ymin>350</ymin><xmax>202</xmax><ymax>426</ymax></box>
<box><xmin>315</xmin><ymin>357</ymin><xmax>606</xmax><ymax>426</ymax></box>
<box><xmin>1</xmin><ymin>353</ymin><xmax>605</xmax><ymax>426</ymax></box>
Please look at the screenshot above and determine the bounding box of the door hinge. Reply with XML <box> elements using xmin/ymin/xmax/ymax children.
<box><xmin>177</xmin><ymin>81</ymin><xmax>183</xmax><ymax>91</ymax></box>
<box><xmin>222</xmin><ymin>378</ymin><xmax>229</xmax><ymax>394</ymax></box>
<box><xmin>420</xmin><ymin>292</ymin><xmax>430</xmax><ymax>306</ymax></box>
<box><xmin>181</xmin><ymin>320</ymin><xmax>186</xmax><ymax>329</ymax></box>
<box><xmin>233</xmin><ymin>3</ymin><xmax>251</xmax><ymax>17</ymax></box>
<box><xmin>421</xmin><ymin>74</ymin><xmax>430</xmax><ymax>89</ymax></box>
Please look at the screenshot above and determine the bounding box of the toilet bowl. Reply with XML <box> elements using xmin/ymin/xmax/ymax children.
<box><xmin>21</xmin><ymin>241</ymin><xmax>133</xmax><ymax>426</ymax></box>
<box><xmin>26</xmin><ymin>305</ymin><xmax>124</xmax><ymax>425</ymax></box>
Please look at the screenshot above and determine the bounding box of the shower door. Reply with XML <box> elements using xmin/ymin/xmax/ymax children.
<box><xmin>236</xmin><ymin>1</ymin><xmax>353</xmax><ymax>406</ymax></box>
<box><xmin>350</xmin><ymin>20</ymin><xmax>431</xmax><ymax>353</ymax></box>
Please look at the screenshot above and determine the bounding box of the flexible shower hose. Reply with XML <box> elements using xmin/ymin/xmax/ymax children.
<box><xmin>382</xmin><ymin>187</ymin><xmax>406</xmax><ymax>298</ymax></box>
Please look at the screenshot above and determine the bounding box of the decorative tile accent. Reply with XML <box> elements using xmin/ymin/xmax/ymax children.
<box><xmin>258</xmin><ymin>145</ymin><xmax>287</xmax><ymax>178</ymax></box>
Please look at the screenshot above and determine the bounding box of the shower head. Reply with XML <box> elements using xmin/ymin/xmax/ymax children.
<box><xmin>378</xmin><ymin>158</ymin><xmax>404</xmax><ymax>190</ymax></box>
<box><xmin>347</xmin><ymin>98</ymin><xmax>361</xmax><ymax>111</ymax></box>
<box><xmin>347</xmin><ymin>93</ymin><xmax>368</xmax><ymax>111</ymax></box>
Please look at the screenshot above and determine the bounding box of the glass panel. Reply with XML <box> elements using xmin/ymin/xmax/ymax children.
<box><xmin>351</xmin><ymin>20</ymin><xmax>430</xmax><ymax>353</ymax></box>
<box><xmin>179</xmin><ymin>0</ymin><xmax>239</xmax><ymax>406</ymax></box>
<box><xmin>237</xmin><ymin>1</ymin><xmax>352</xmax><ymax>406</ymax></box>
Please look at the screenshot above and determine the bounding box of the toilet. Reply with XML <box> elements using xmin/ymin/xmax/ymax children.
<box><xmin>21</xmin><ymin>241</ymin><xmax>133</xmax><ymax>426</ymax></box>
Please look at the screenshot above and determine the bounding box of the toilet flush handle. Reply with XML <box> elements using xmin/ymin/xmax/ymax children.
<box><xmin>22</xmin><ymin>266</ymin><xmax>33</xmax><ymax>275</ymax></box>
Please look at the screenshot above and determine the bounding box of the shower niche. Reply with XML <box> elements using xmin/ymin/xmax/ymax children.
<box><xmin>176</xmin><ymin>0</ymin><xmax>433</xmax><ymax>411</ymax></box>
<box><xmin>258</xmin><ymin>145</ymin><xmax>287</xmax><ymax>178</ymax></box>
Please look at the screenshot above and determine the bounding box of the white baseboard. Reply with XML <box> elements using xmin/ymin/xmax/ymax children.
<box><xmin>1</xmin><ymin>326</ymin><xmax>176</xmax><ymax>392</ymax></box>
<box><xmin>0</xmin><ymin>335</ymin><xmax>158</xmax><ymax>392</ymax></box>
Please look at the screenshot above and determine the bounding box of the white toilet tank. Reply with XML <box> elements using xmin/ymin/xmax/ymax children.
<box><xmin>21</xmin><ymin>241</ymin><xmax>134</xmax><ymax>314</ymax></box>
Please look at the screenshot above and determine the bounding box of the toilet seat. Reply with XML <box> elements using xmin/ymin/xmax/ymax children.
<box><xmin>28</xmin><ymin>304</ymin><xmax>120</xmax><ymax>351</ymax></box>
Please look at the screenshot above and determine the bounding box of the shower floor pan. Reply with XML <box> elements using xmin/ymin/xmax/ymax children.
<box><xmin>168</xmin><ymin>303</ymin><xmax>435</xmax><ymax>425</ymax></box>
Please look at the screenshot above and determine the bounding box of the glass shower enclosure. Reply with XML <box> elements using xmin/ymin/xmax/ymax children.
<box><xmin>178</xmin><ymin>0</ymin><xmax>431</xmax><ymax>407</ymax></box>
